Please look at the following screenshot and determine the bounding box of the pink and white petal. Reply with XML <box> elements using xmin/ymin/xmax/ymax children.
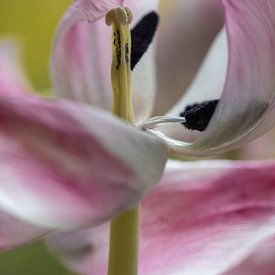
<box><xmin>47</xmin><ymin>225</ymin><xmax>109</xmax><ymax>275</ymax></box>
<box><xmin>224</xmin><ymin>237</ymin><xmax>275</xmax><ymax>275</ymax></box>
<box><xmin>52</xmin><ymin>0</ymin><xmax>159</xmax><ymax>122</ymax></box>
<box><xmin>157</xmin><ymin>0</ymin><xmax>275</xmax><ymax>156</ymax></box>
<box><xmin>47</xmin><ymin>159</ymin><xmax>275</xmax><ymax>275</ymax></box>
<box><xmin>140</xmin><ymin>160</ymin><xmax>275</xmax><ymax>275</ymax></box>
<box><xmin>0</xmin><ymin>96</ymin><xmax>167</xmax><ymax>230</ymax></box>
<box><xmin>0</xmin><ymin>41</ymin><xmax>33</xmax><ymax>96</ymax></box>
<box><xmin>154</xmin><ymin>0</ymin><xmax>224</xmax><ymax>115</ymax></box>
<box><xmin>0</xmin><ymin>211</ymin><xmax>46</xmax><ymax>251</ymax></box>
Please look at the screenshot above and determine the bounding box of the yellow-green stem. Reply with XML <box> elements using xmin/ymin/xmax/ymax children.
<box><xmin>106</xmin><ymin>7</ymin><xmax>139</xmax><ymax>275</ymax></box>
<box><xmin>108</xmin><ymin>206</ymin><xmax>140</xmax><ymax>275</ymax></box>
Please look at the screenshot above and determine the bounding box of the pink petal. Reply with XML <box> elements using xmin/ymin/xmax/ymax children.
<box><xmin>0</xmin><ymin>211</ymin><xmax>46</xmax><ymax>251</ymax></box>
<box><xmin>0</xmin><ymin>95</ymin><xmax>167</xmax><ymax>230</ymax></box>
<box><xmin>157</xmin><ymin>0</ymin><xmax>275</xmax><ymax>156</ymax></box>
<box><xmin>224</xmin><ymin>237</ymin><xmax>275</xmax><ymax>275</ymax></box>
<box><xmin>0</xmin><ymin>41</ymin><xmax>33</xmax><ymax>96</ymax></box>
<box><xmin>154</xmin><ymin>0</ymin><xmax>224</xmax><ymax>115</ymax></box>
<box><xmin>52</xmin><ymin>0</ymin><xmax>159</xmax><ymax>122</ymax></box>
<box><xmin>47</xmin><ymin>159</ymin><xmax>275</xmax><ymax>275</ymax></box>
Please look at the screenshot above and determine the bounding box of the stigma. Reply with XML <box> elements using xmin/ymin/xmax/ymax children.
<box><xmin>106</xmin><ymin>7</ymin><xmax>133</xmax><ymax>26</ymax></box>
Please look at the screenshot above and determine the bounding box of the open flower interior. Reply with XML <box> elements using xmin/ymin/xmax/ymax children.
<box><xmin>1</xmin><ymin>0</ymin><xmax>275</xmax><ymax>274</ymax></box>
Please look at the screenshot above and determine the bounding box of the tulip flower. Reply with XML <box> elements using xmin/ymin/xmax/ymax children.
<box><xmin>1</xmin><ymin>0</ymin><xmax>275</xmax><ymax>274</ymax></box>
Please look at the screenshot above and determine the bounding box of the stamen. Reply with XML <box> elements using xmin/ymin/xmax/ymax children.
<box><xmin>105</xmin><ymin>7</ymin><xmax>135</xmax><ymax>123</ymax></box>
<box><xmin>139</xmin><ymin>115</ymin><xmax>186</xmax><ymax>130</ymax></box>
<box><xmin>180</xmin><ymin>99</ymin><xmax>219</xmax><ymax>131</ymax></box>
<box><xmin>131</xmin><ymin>12</ymin><xmax>159</xmax><ymax>70</ymax></box>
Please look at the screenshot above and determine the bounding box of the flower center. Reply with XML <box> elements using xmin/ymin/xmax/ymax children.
<box><xmin>106</xmin><ymin>8</ymin><xmax>218</xmax><ymax>133</ymax></box>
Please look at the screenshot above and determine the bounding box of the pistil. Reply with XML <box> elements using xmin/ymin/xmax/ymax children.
<box><xmin>106</xmin><ymin>7</ymin><xmax>139</xmax><ymax>275</ymax></box>
<box><xmin>106</xmin><ymin>7</ymin><xmax>135</xmax><ymax>123</ymax></box>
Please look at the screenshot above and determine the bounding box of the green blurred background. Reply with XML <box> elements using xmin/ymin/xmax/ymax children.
<box><xmin>0</xmin><ymin>1</ymin><xmax>74</xmax><ymax>274</ymax></box>
<box><xmin>0</xmin><ymin>0</ymin><xmax>71</xmax><ymax>90</ymax></box>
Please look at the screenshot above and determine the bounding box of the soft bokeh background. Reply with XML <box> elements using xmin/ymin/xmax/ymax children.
<box><xmin>0</xmin><ymin>1</ymin><xmax>71</xmax><ymax>91</ymax></box>
<box><xmin>0</xmin><ymin>1</ymin><xmax>73</xmax><ymax>274</ymax></box>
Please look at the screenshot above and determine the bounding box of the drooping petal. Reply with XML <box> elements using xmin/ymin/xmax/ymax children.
<box><xmin>0</xmin><ymin>95</ymin><xmax>167</xmax><ymax>230</ymax></box>
<box><xmin>47</xmin><ymin>159</ymin><xmax>275</xmax><ymax>275</ymax></box>
<box><xmin>47</xmin><ymin>225</ymin><xmax>109</xmax><ymax>275</ymax></box>
<box><xmin>52</xmin><ymin>0</ymin><xmax>159</xmax><ymax>122</ymax></box>
<box><xmin>0</xmin><ymin>41</ymin><xmax>33</xmax><ymax>96</ymax></box>
<box><xmin>0</xmin><ymin>211</ymin><xmax>46</xmax><ymax>251</ymax></box>
<box><xmin>156</xmin><ymin>0</ymin><xmax>275</xmax><ymax>156</ymax></box>
<box><xmin>224</xmin><ymin>237</ymin><xmax>275</xmax><ymax>275</ymax></box>
<box><xmin>154</xmin><ymin>0</ymin><xmax>224</xmax><ymax>115</ymax></box>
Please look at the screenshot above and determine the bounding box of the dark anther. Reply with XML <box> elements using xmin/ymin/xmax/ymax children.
<box><xmin>131</xmin><ymin>12</ymin><xmax>159</xmax><ymax>70</ymax></box>
<box><xmin>180</xmin><ymin>99</ymin><xmax>219</xmax><ymax>131</ymax></box>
